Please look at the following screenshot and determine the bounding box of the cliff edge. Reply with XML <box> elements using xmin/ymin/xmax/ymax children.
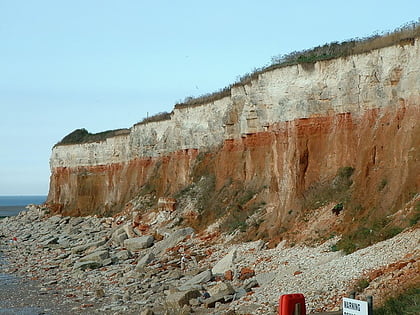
<box><xmin>48</xmin><ymin>35</ymin><xmax>420</xmax><ymax>248</ymax></box>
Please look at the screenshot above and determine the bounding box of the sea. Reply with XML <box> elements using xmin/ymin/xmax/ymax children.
<box><xmin>0</xmin><ymin>195</ymin><xmax>46</xmax><ymax>218</ymax></box>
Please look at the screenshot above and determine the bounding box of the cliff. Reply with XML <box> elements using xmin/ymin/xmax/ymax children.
<box><xmin>48</xmin><ymin>37</ymin><xmax>420</xmax><ymax>245</ymax></box>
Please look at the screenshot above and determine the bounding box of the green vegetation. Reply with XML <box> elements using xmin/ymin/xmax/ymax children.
<box><xmin>56</xmin><ymin>128</ymin><xmax>130</xmax><ymax>146</ymax></box>
<box><xmin>378</xmin><ymin>178</ymin><xmax>388</xmax><ymax>191</ymax></box>
<box><xmin>335</xmin><ymin>217</ymin><xmax>404</xmax><ymax>254</ymax></box>
<box><xmin>174</xmin><ymin>21</ymin><xmax>419</xmax><ymax>109</ymax></box>
<box><xmin>409</xmin><ymin>202</ymin><xmax>420</xmax><ymax>226</ymax></box>
<box><xmin>353</xmin><ymin>278</ymin><xmax>370</xmax><ymax>293</ymax></box>
<box><xmin>135</xmin><ymin>111</ymin><xmax>172</xmax><ymax>126</ymax></box>
<box><xmin>375</xmin><ymin>287</ymin><xmax>420</xmax><ymax>315</ymax></box>
<box><xmin>303</xmin><ymin>166</ymin><xmax>355</xmax><ymax>210</ymax></box>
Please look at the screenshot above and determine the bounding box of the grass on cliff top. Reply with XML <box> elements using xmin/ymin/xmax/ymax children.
<box><xmin>56</xmin><ymin>128</ymin><xmax>130</xmax><ymax>146</ymax></box>
<box><xmin>174</xmin><ymin>20</ymin><xmax>419</xmax><ymax>109</ymax></box>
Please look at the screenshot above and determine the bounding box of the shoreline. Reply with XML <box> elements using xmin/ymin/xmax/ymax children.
<box><xmin>0</xmin><ymin>205</ymin><xmax>418</xmax><ymax>314</ymax></box>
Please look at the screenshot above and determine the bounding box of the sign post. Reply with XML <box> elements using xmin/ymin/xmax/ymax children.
<box><xmin>342</xmin><ymin>297</ymin><xmax>368</xmax><ymax>315</ymax></box>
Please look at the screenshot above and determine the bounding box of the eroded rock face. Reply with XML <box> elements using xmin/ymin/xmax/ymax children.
<box><xmin>48</xmin><ymin>40</ymin><xmax>420</xmax><ymax>228</ymax></box>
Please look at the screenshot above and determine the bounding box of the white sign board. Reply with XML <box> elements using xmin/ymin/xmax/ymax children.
<box><xmin>342</xmin><ymin>297</ymin><xmax>368</xmax><ymax>315</ymax></box>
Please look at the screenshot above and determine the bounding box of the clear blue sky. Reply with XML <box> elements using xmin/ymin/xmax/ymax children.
<box><xmin>0</xmin><ymin>0</ymin><xmax>418</xmax><ymax>195</ymax></box>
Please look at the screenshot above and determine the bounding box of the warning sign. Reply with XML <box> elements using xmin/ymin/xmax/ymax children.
<box><xmin>342</xmin><ymin>297</ymin><xmax>368</xmax><ymax>315</ymax></box>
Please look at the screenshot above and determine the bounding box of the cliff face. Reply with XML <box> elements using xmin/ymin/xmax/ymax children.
<box><xmin>48</xmin><ymin>40</ymin><xmax>420</xmax><ymax>236</ymax></box>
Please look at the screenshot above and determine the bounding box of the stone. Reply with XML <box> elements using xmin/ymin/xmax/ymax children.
<box><xmin>71</xmin><ymin>239</ymin><xmax>108</xmax><ymax>254</ymax></box>
<box><xmin>242</xmin><ymin>278</ymin><xmax>259</xmax><ymax>291</ymax></box>
<box><xmin>115</xmin><ymin>249</ymin><xmax>132</xmax><ymax>261</ymax></box>
<box><xmin>166</xmin><ymin>289</ymin><xmax>201</xmax><ymax>308</ymax></box>
<box><xmin>152</xmin><ymin>227</ymin><xmax>194</xmax><ymax>255</ymax></box>
<box><xmin>207</xmin><ymin>281</ymin><xmax>235</xmax><ymax>297</ymax></box>
<box><xmin>111</xmin><ymin>227</ymin><xmax>128</xmax><ymax>245</ymax></box>
<box><xmin>225</xmin><ymin>270</ymin><xmax>234</xmax><ymax>281</ymax></box>
<box><xmin>135</xmin><ymin>252</ymin><xmax>155</xmax><ymax>271</ymax></box>
<box><xmin>73</xmin><ymin>260</ymin><xmax>102</xmax><ymax>271</ymax></box>
<box><xmin>124</xmin><ymin>235</ymin><xmax>154</xmax><ymax>251</ymax></box>
<box><xmin>239</xmin><ymin>267</ymin><xmax>255</xmax><ymax>280</ymax></box>
<box><xmin>212</xmin><ymin>248</ymin><xmax>237</xmax><ymax>275</ymax></box>
<box><xmin>79</xmin><ymin>250</ymin><xmax>109</xmax><ymax>263</ymax></box>
<box><xmin>123</xmin><ymin>223</ymin><xmax>137</xmax><ymax>238</ymax></box>
<box><xmin>179</xmin><ymin>269</ymin><xmax>212</xmax><ymax>291</ymax></box>
<box><xmin>140</xmin><ymin>309</ymin><xmax>154</xmax><ymax>315</ymax></box>
<box><xmin>94</xmin><ymin>288</ymin><xmax>105</xmax><ymax>298</ymax></box>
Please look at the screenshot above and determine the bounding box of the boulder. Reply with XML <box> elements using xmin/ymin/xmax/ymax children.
<box><xmin>114</xmin><ymin>250</ymin><xmax>132</xmax><ymax>261</ymax></box>
<box><xmin>135</xmin><ymin>252</ymin><xmax>155</xmax><ymax>271</ymax></box>
<box><xmin>152</xmin><ymin>227</ymin><xmax>194</xmax><ymax>255</ymax></box>
<box><xmin>242</xmin><ymin>278</ymin><xmax>259</xmax><ymax>291</ymax></box>
<box><xmin>73</xmin><ymin>260</ymin><xmax>102</xmax><ymax>271</ymax></box>
<box><xmin>239</xmin><ymin>267</ymin><xmax>255</xmax><ymax>280</ymax></box>
<box><xmin>211</xmin><ymin>248</ymin><xmax>237</xmax><ymax>275</ymax></box>
<box><xmin>207</xmin><ymin>281</ymin><xmax>235</xmax><ymax>297</ymax></box>
<box><xmin>124</xmin><ymin>235</ymin><xmax>154</xmax><ymax>251</ymax></box>
<box><xmin>179</xmin><ymin>269</ymin><xmax>212</xmax><ymax>291</ymax></box>
<box><xmin>166</xmin><ymin>289</ymin><xmax>201</xmax><ymax>308</ymax></box>
<box><xmin>111</xmin><ymin>227</ymin><xmax>128</xmax><ymax>245</ymax></box>
<box><xmin>79</xmin><ymin>250</ymin><xmax>109</xmax><ymax>263</ymax></box>
<box><xmin>71</xmin><ymin>239</ymin><xmax>108</xmax><ymax>254</ymax></box>
<box><xmin>123</xmin><ymin>223</ymin><xmax>137</xmax><ymax>238</ymax></box>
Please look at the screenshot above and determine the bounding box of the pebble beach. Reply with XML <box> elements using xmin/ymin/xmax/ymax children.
<box><xmin>0</xmin><ymin>205</ymin><xmax>419</xmax><ymax>314</ymax></box>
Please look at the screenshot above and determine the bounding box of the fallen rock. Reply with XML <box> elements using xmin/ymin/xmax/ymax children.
<box><xmin>179</xmin><ymin>269</ymin><xmax>212</xmax><ymax>291</ymax></box>
<box><xmin>239</xmin><ymin>267</ymin><xmax>255</xmax><ymax>280</ymax></box>
<box><xmin>124</xmin><ymin>235</ymin><xmax>154</xmax><ymax>251</ymax></box>
<box><xmin>111</xmin><ymin>227</ymin><xmax>128</xmax><ymax>245</ymax></box>
<box><xmin>242</xmin><ymin>278</ymin><xmax>259</xmax><ymax>291</ymax></box>
<box><xmin>79</xmin><ymin>250</ymin><xmax>109</xmax><ymax>263</ymax></box>
<box><xmin>135</xmin><ymin>252</ymin><xmax>155</xmax><ymax>271</ymax></box>
<box><xmin>152</xmin><ymin>227</ymin><xmax>194</xmax><ymax>255</ymax></box>
<box><xmin>166</xmin><ymin>289</ymin><xmax>201</xmax><ymax>308</ymax></box>
<box><xmin>208</xmin><ymin>281</ymin><xmax>235</xmax><ymax>297</ymax></box>
<box><xmin>212</xmin><ymin>248</ymin><xmax>237</xmax><ymax>275</ymax></box>
<box><xmin>73</xmin><ymin>260</ymin><xmax>102</xmax><ymax>271</ymax></box>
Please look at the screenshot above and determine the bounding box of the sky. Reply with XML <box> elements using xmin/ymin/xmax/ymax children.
<box><xmin>0</xmin><ymin>0</ymin><xmax>418</xmax><ymax>195</ymax></box>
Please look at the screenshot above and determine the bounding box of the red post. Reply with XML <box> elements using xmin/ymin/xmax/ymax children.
<box><xmin>278</xmin><ymin>293</ymin><xmax>306</xmax><ymax>315</ymax></box>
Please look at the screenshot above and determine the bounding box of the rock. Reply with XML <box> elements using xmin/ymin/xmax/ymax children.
<box><xmin>239</xmin><ymin>267</ymin><xmax>255</xmax><ymax>280</ymax></box>
<box><xmin>135</xmin><ymin>252</ymin><xmax>155</xmax><ymax>271</ymax></box>
<box><xmin>111</xmin><ymin>227</ymin><xmax>128</xmax><ymax>245</ymax></box>
<box><xmin>94</xmin><ymin>288</ymin><xmax>105</xmax><ymax>298</ymax></box>
<box><xmin>124</xmin><ymin>235</ymin><xmax>154</xmax><ymax>251</ymax></box>
<box><xmin>140</xmin><ymin>309</ymin><xmax>154</xmax><ymax>315</ymax></box>
<box><xmin>73</xmin><ymin>260</ymin><xmax>102</xmax><ymax>271</ymax></box>
<box><xmin>152</xmin><ymin>227</ymin><xmax>194</xmax><ymax>255</ymax></box>
<box><xmin>225</xmin><ymin>270</ymin><xmax>234</xmax><ymax>281</ymax></box>
<box><xmin>234</xmin><ymin>287</ymin><xmax>247</xmax><ymax>299</ymax></box>
<box><xmin>123</xmin><ymin>223</ymin><xmax>137</xmax><ymax>238</ymax></box>
<box><xmin>40</xmin><ymin>236</ymin><xmax>59</xmax><ymax>246</ymax></box>
<box><xmin>212</xmin><ymin>248</ymin><xmax>237</xmax><ymax>275</ymax></box>
<box><xmin>115</xmin><ymin>249</ymin><xmax>132</xmax><ymax>261</ymax></box>
<box><xmin>179</xmin><ymin>269</ymin><xmax>212</xmax><ymax>291</ymax></box>
<box><xmin>166</xmin><ymin>289</ymin><xmax>201</xmax><ymax>308</ymax></box>
<box><xmin>71</xmin><ymin>239</ymin><xmax>108</xmax><ymax>254</ymax></box>
<box><xmin>207</xmin><ymin>281</ymin><xmax>235</xmax><ymax>297</ymax></box>
<box><xmin>79</xmin><ymin>250</ymin><xmax>109</xmax><ymax>263</ymax></box>
<box><xmin>242</xmin><ymin>278</ymin><xmax>259</xmax><ymax>291</ymax></box>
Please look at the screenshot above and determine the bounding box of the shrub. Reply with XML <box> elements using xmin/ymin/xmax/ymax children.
<box><xmin>375</xmin><ymin>287</ymin><xmax>420</xmax><ymax>315</ymax></box>
<box><xmin>56</xmin><ymin>128</ymin><xmax>130</xmax><ymax>146</ymax></box>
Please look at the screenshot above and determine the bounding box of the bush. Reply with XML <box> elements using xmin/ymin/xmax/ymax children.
<box><xmin>375</xmin><ymin>287</ymin><xmax>420</xmax><ymax>315</ymax></box>
<box><xmin>56</xmin><ymin>128</ymin><xmax>130</xmax><ymax>146</ymax></box>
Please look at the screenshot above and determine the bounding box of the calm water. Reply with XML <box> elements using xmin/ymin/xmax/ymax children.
<box><xmin>0</xmin><ymin>196</ymin><xmax>46</xmax><ymax>218</ymax></box>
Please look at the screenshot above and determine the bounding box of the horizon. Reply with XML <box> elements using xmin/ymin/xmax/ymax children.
<box><xmin>0</xmin><ymin>1</ymin><xmax>418</xmax><ymax>195</ymax></box>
